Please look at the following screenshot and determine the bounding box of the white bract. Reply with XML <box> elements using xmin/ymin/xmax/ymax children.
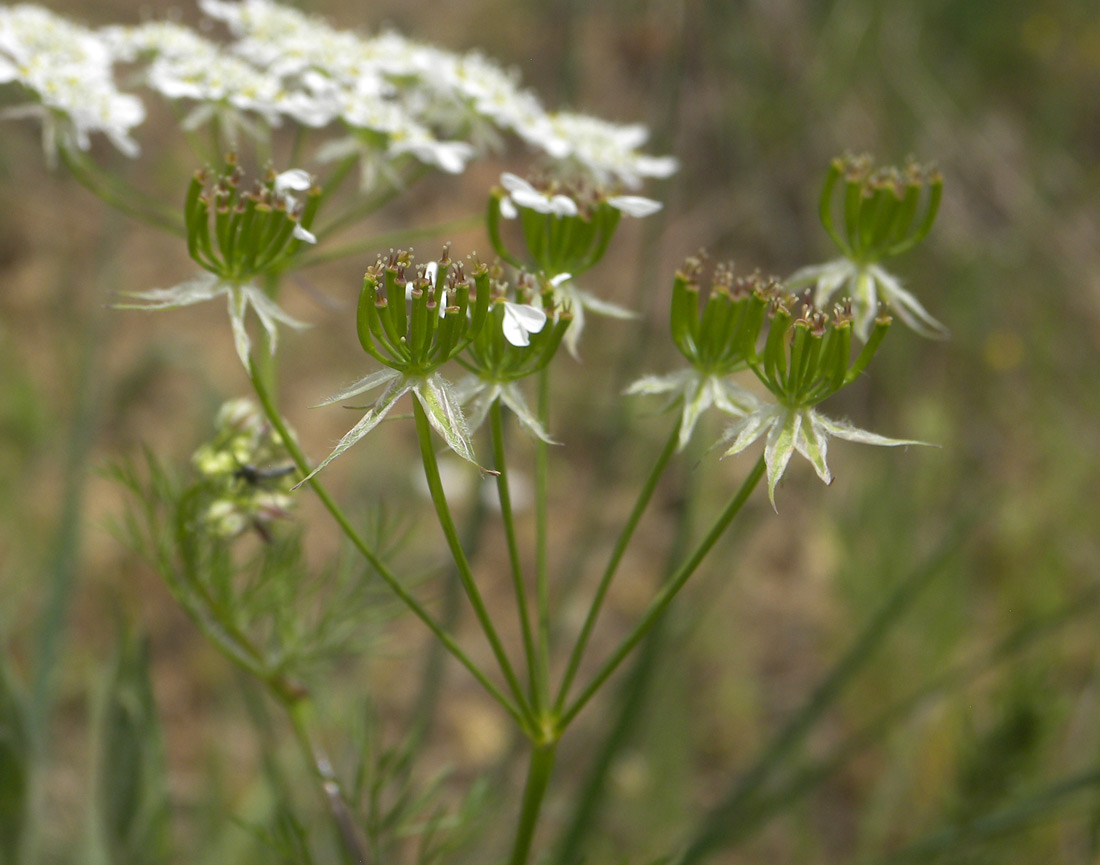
<box><xmin>115</xmin><ymin>273</ymin><xmax>309</xmax><ymax>370</ymax></box>
<box><xmin>787</xmin><ymin>258</ymin><xmax>948</xmax><ymax>341</ymax></box>
<box><xmin>720</xmin><ymin>404</ymin><xmax>927</xmax><ymax>509</ymax></box>
<box><xmin>453</xmin><ymin>376</ymin><xmax>555</xmax><ymax>444</ymax></box>
<box><xmin>296</xmin><ymin>370</ymin><xmax>475</xmax><ymax>487</ymax></box>
<box><xmin>625</xmin><ymin>370</ymin><xmax>758</xmax><ymax>452</ymax></box>
<box><xmin>546</xmin><ymin>273</ymin><xmax>636</xmax><ymax>359</ymax></box>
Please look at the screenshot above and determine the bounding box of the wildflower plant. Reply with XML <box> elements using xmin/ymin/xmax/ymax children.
<box><xmin>0</xmin><ymin>2</ymin><xmax>974</xmax><ymax>864</ymax></box>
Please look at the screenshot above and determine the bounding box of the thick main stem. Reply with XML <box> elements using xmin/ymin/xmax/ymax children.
<box><xmin>560</xmin><ymin>456</ymin><xmax>765</xmax><ymax>730</ymax></box>
<box><xmin>412</xmin><ymin>398</ymin><xmax>533</xmax><ymax>723</ymax></box>
<box><xmin>509</xmin><ymin>743</ymin><xmax>558</xmax><ymax>865</ymax></box>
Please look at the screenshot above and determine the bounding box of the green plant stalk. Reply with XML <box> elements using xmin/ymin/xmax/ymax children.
<box><xmin>534</xmin><ymin>366</ymin><xmax>553</xmax><ymax>715</ymax></box>
<box><xmin>509</xmin><ymin>743</ymin><xmax>558</xmax><ymax>865</ymax></box>
<box><xmin>316</xmin><ymin>161</ymin><xmax>430</xmax><ymax>241</ymax></box>
<box><xmin>490</xmin><ymin>400</ymin><xmax>540</xmax><ymax>709</ymax></box>
<box><xmin>248</xmin><ymin>358</ymin><xmax>527</xmax><ymax>727</ymax></box>
<box><xmin>298</xmin><ymin>215</ymin><xmax>481</xmax><ymax>270</ymax></box>
<box><xmin>412</xmin><ymin>397</ymin><xmax>534</xmax><ymax>725</ymax></box>
<box><xmin>554</xmin><ymin>419</ymin><xmax>680</xmax><ymax>713</ymax></box>
<box><xmin>559</xmin><ymin>455</ymin><xmax>766</xmax><ymax>730</ymax></box>
<box><xmin>59</xmin><ymin>148</ymin><xmax>184</xmax><ymax>236</ymax></box>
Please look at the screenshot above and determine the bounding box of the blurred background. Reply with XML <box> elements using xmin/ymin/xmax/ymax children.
<box><xmin>2</xmin><ymin>0</ymin><xmax>1100</xmax><ymax>863</ymax></box>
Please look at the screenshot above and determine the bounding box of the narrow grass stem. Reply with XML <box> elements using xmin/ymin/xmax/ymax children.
<box><xmin>248</xmin><ymin>359</ymin><xmax>527</xmax><ymax>728</ymax></box>
<box><xmin>285</xmin><ymin>697</ymin><xmax>370</xmax><ymax>865</ymax></box>
<box><xmin>675</xmin><ymin>519</ymin><xmax>970</xmax><ymax>863</ymax></box>
<box><xmin>554</xmin><ymin>420</ymin><xmax>681</xmax><ymax>713</ymax></box>
<box><xmin>534</xmin><ymin>366</ymin><xmax>553</xmax><ymax>713</ymax></box>
<box><xmin>509</xmin><ymin>743</ymin><xmax>558</xmax><ymax>865</ymax></box>
<box><xmin>559</xmin><ymin>456</ymin><xmax>765</xmax><ymax>730</ymax></box>
<box><xmin>491</xmin><ymin>400</ymin><xmax>540</xmax><ymax>709</ymax></box>
<box><xmin>412</xmin><ymin>397</ymin><xmax>534</xmax><ymax>724</ymax></box>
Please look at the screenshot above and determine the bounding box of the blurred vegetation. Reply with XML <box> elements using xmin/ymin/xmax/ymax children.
<box><xmin>2</xmin><ymin>0</ymin><xmax>1100</xmax><ymax>863</ymax></box>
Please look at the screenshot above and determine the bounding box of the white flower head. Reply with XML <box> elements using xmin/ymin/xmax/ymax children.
<box><xmin>545</xmin><ymin>112</ymin><xmax>678</xmax><ymax>189</ymax></box>
<box><xmin>787</xmin><ymin>258</ymin><xmax>947</xmax><ymax>341</ymax></box>
<box><xmin>114</xmin><ymin>273</ymin><xmax>308</xmax><ymax>370</ymax></box>
<box><xmin>720</xmin><ymin>403</ymin><xmax>929</xmax><ymax>510</ymax></box>
<box><xmin>0</xmin><ymin>6</ymin><xmax>145</xmax><ymax>165</ymax></box>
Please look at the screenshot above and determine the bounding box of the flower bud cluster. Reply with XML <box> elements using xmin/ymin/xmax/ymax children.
<box><xmin>670</xmin><ymin>254</ymin><xmax>776</xmax><ymax>376</ymax></box>
<box><xmin>820</xmin><ymin>153</ymin><xmax>942</xmax><ymax>266</ymax></box>
<box><xmin>191</xmin><ymin>398</ymin><xmax>296</xmax><ymax>539</ymax></box>
<box><xmin>487</xmin><ymin>173</ymin><xmax>660</xmax><ymax>278</ymax></box>
<box><xmin>749</xmin><ymin>296</ymin><xmax>889</xmax><ymax>409</ymax></box>
<box><xmin>185</xmin><ymin>155</ymin><xmax>319</xmax><ymax>282</ymax></box>
<box><xmin>462</xmin><ymin>272</ymin><xmax>570</xmax><ymax>382</ymax></box>
<box><xmin>356</xmin><ymin>245</ymin><xmax>491</xmax><ymax>375</ymax></box>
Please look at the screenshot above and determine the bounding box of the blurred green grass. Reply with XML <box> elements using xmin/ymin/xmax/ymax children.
<box><xmin>2</xmin><ymin>0</ymin><xmax>1100</xmax><ymax>863</ymax></box>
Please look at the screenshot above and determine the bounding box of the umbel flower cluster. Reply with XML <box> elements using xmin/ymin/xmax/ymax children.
<box><xmin>114</xmin><ymin>157</ymin><xmax>319</xmax><ymax>367</ymax></box>
<box><xmin>629</xmin><ymin>255</ymin><xmax>926</xmax><ymax>506</ymax></box>
<box><xmin>0</xmin><ymin>0</ymin><xmax>678</xmax><ymax>190</ymax></box>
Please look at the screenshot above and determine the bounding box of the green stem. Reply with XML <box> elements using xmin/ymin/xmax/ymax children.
<box><xmin>411</xmin><ymin>397</ymin><xmax>534</xmax><ymax>725</ymax></box>
<box><xmin>248</xmin><ymin>359</ymin><xmax>526</xmax><ymax>727</ymax></box>
<box><xmin>509</xmin><ymin>743</ymin><xmax>558</xmax><ymax>865</ymax></box>
<box><xmin>297</xmin><ymin>215</ymin><xmax>480</xmax><ymax>270</ymax></box>
<box><xmin>554</xmin><ymin>420</ymin><xmax>680</xmax><ymax>712</ymax></box>
<box><xmin>491</xmin><ymin>400</ymin><xmax>540</xmax><ymax>708</ymax></box>
<box><xmin>534</xmin><ymin>366</ymin><xmax>553</xmax><ymax>712</ymax></box>
<box><xmin>559</xmin><ymin>456</ymin><xmax>765</xmax><ymax>730</ymax></box>
<box><xmin>59</xmin><ymin>148</ymin><xmax>184</xmax><ymax>236</ymax></box>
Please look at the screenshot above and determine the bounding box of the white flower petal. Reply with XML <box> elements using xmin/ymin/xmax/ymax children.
<box><xmin>292</xmin><ymin>223</ymin><xmax>317</xmax><ymax>244</ymax></box>
<box><xmin>502</xmin><ymin>302</ymin><xmax>547</xmax><ymax>346</ymax></box>
<box><xmin>607</xmin><ymin>195</ymin><xmax>662</xmax><ymax>218</ymax></box>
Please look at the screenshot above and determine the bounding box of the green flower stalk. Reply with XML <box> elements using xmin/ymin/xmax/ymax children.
<box><xmin>116</xmin><ymin>155</ymin><xmax>321</xmax><ymax>367</ymax></box>
<box><xmin>297</xmin><ymin>246</ymin><xmax>491</xmax><ymax>485</ymax></box>
<box><xmin>455</xmin><ymin>271</ymin><xmax>571</xmax><ymax>442</ymax></box>
<box><xmin>788</xmin><ymin>154</ymin><xmax>946</xmax><ymax>340</ymax></box>
<box><xmin>626</xmin><ymin>255</ymin><xmax>768</xmax><ymax>450</ymax></box>
<box><xmin>721</xmin><ymin>295</ymin><xmax>927</xmax><ymax>507</ymax></box>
